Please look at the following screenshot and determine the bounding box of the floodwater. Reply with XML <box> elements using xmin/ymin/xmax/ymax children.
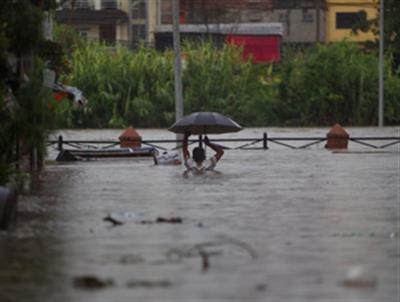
<box><xmin>0</xmin><ymin>127</ymin><xmax>399</xmax><ymax>302</ymax></box>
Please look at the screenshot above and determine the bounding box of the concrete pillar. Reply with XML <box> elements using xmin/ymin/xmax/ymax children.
<box><xmin>325</xmin><ymin>123</ymin><xmax>349</xmax><ymax>150</ymax></box>
<box><xmin>119</xmin><ymin>126</ymin><xmax>142</xmax><ymax>148</ymax></box>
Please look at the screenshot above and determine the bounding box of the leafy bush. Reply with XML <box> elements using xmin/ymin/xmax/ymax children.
<box><xmin>279</xmin><ymin>42</ymin><xmax>400</xmax><ymax>126</ymax></box>
<box><xmin>62</xmin><ymin>41</ymin><xmax>278</xmax><ymax>127</ymax></box>
<box><xmin>62</xmin><ymin>42</ymin><xmax>175</xmax><ymax>127</ymax></box>
<box><xmin>61</xmin><ymin>37</ymin><xmax>400</xmax><ymax>128</ymax></box>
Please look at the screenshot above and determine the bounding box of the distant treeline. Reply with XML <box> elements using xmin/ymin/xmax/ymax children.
<box><xmin>57</xmin><ymin>37</ymin><xmax>400</xmax><ymax>128</ymax></box>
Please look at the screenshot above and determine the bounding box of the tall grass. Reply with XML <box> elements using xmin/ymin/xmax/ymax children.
<box><xmin>61</xmin><ymin>40</ymin><xmax>400</xmax><ymax>128</ymax></box>
<box><xmin>62</xmin><ymin>41</ymin><xmax>278</xmax><ymax>128</ymax></box>
<box><xmin>63</xmin><ymin>43</ymin><xmax>175</xmax><ymax>127</ymax></box>
<box><xmin>279</xmin><ymin>42</ymin><xmax>400</xmax><ymax>125</ymax></box>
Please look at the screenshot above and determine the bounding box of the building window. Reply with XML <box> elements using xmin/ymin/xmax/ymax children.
<box><xmin>302</xmin><ymin>9</ymin><xmax>313</xmax><ymax>23</ymax></box>
<box><xmin>273</xmin><ymin>0</ymin><xmax>315</xmax><ymax>9</ymax></box>
<box><xmin>101</xmin><ymin>0</ymin><xmax>117</xmax><ymax>10</ymax></box>
<box><xmin>161</xmin><ymin>0</ymin><xmax>173</xmax><ymax>24</ymax></box>
<box><xmin>131</xmin><ymin>0</ymin><xmax>146</xmax><ymax>19</ymax></box>
<box><xmin>63</xmin><ymin>0</ymin><xmax>92</xmax><ymax>9</ymax></box>
<box><xmin>100</xmin><ymin>24</ymin><xmax>116</xmax><ymax>44</ymax></box>
<box><xmin>299</xmin><ymin>0</ymin><xmax>314</xmax><ymax>8</ymax></box>
<box><xmin>279</xmin><ymin>13</ymin><xmax>289</xmax><ymax>23</ymax></box>
<box><xmin>273</xmin><ymin>0</ymin><xmax>296</xmax><ymax>9</ymax></box>
<box><xmin>336</xmin><ymin>12</ymin><xmax>360</xmax><ymax>29</ymax></box>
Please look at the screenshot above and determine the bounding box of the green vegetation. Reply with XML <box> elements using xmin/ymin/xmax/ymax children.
<box><xmin>59</xmin><ymin>40</ymin><xmax>278</xmax><ymax>128</ymax></box>
<box><xmin>59</xmin><ymin>36</ymin><xmax>400</xmax><ymax>128</ymax></box>
<box><xmin>0</xmin><ymin>0</ymin><xmax>64</xmax><ymax>185</ymax></box>
<box><xmin>352</xmin><ymin>0</ymin><xmax>400</xmax><ymax>55</ymax></box>
<box><xmin>279</xmin><ymin>42</ymin><xmax>400</xmax><ymax>125</ymax></box>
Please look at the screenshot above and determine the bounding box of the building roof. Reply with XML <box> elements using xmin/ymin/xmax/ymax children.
<box><xmin>155</xmin><ymin>23</ymin><xmax>284</xmax><ymax>36</ymax></box>
<box><xmin>55</xmin><ymin>9</ymin><xmax>129</xmax><ymax>25</ymax></box>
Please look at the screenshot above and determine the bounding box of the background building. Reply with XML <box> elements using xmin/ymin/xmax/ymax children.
<box><xmin>55</xmin><ymin>0</ymin><xmax>158</xmax><ymax>48</ymax></box>
<box><xmin>325</xmin><ymin>0</ymin><xmax>377</xmax><ymax>42</ymax></box>
<box><xmin>155</xmin><ymin>23</ymin><xmax>283</xmax><ymax>63</ymax></box>
<box><xmin>56</xmin><ymin>0</ymin><xmax>129</xmax><ymax>45</ymax></box>
<box><xmin>269</xmin><ymin>0</ymin><xmax>326</xmax><ymax>44</ymax></box>
<box><xmin>159</xmin><ymin>0</ymin><xmax>326</xmax><ymax>45</ymax></box>
<box><xmin>55</xmin><ymin>0</ymin><xmax>378</xmax><ymax>48</ymax></box>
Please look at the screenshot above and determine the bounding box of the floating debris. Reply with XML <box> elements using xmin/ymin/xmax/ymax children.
<box><xmin>341</xmin><ymin>266</ymin><xmax>377</xmax><ymax>288</ymax></box>
<box><xmin>156</xmin><ymin>217</ymin><xmax>182</xmax><ymax>224</ymax></box>
<box><xmin>164</xmin><ymin>235</ymin><xmax>257</xmax><ymax>272</ymax></box>
<box><xmin>197</xmin><ymin>247</ymin><xmax>209</xmax><ymax>272</ymax></box>
<box><xmin>138</xmin><ymin>217</ymin><xmax>183</xmax><ymax>224</ymax></box>
<box><xmin>73</xmin><ymin>275</ymin><xmax>114</xmax><ymax>290</ymax></box>
<box><xmin>103</xmin><ymin>213</ymin><xmax>183</xmax><ymax>225</ymax></box>
<box><xmin>103</xmin><ymin>214</ymin><xmax>124</xmax><ymax>226</ymax></box>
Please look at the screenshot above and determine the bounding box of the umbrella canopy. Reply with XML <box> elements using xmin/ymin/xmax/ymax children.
<box><xmin>169</xmin><ymin>112</ymin><xmax>242</xmax><ymax>135</ymax></box>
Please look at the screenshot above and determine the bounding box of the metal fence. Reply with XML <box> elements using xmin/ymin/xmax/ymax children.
<box><xmin>47</xmin><ymin>133</ymin><xmax>400</xmax><ymax>152</ymax></box>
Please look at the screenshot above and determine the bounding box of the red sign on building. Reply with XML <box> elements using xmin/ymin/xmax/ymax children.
<box><xmin>155</xmin><ymin>23</ymin><xmax>283</xmax><ymax>64</ymax></box>
<box><xmin>225</xmin><ymin>35</ymin><xmax>281</xmax><ymax>63</ymax></box>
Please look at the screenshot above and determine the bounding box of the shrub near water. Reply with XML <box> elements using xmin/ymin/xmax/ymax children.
<box><xmin>63</xmin><ymin>40</ymin><xmax>399</xmax><ymax>127</ymax></box>
<box><xmin>182</xmin><ymin>42</ymin><xmax>279</xmax><ymax>126</ymax></box>
<box><xmin>63</xmin><ymin>41</ymin><xmax>277</xmax><ymax>128</ymax></box>
<box><xmin>279</xmin><ymin>42</ymin><xmax>400</xmax><ymax>126</ymax></box>
<box><xmin>65</xmin><ymin>43</ymin><xmax>175</xmax><ymax>128</ymax></box>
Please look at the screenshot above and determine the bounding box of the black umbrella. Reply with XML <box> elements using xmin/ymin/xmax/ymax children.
<box><xmin>168</xmin><ymin>112</ymin><xmax>242</xmax><ymax>135</ymax></box>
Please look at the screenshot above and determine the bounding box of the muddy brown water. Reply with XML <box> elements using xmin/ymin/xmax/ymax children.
<box><xmin>0</xmin><ymin>127</ymin><xmax>399</xmax><ymax>302</ymax></box>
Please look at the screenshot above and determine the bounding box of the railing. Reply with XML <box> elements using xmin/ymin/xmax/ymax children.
<box><xmin>46</xmin><ymin>133</ymin><xmax>400</xmax><ymax>151</ymax></box>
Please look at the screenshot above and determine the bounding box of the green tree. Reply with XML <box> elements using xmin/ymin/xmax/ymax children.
<box><xmin>353</xmin><ymin>0</ymin><xmax>400</xmax><ymax>61</ymax></box>
<box><xmin>0</xmin><ymin>0</ymin><xmax>62</xmax><ymax>185</ymax></box>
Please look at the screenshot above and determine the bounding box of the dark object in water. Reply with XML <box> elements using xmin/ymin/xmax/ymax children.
<box><xmin>103</xmin><ymin>214</ymin><xmax>183</xmax><ymax>225</ymax></box>
<box><xmin>156</xmin><ymin>217</ymin><xmax>182</xmax><ymax>224</ymax></box>
<box><xmin>198</xmin><ymin>248</ymin><xmax>209</xmax><ymax>272</ymax></box>
<box><xmin>0</xmin><ymin>187</ymin><xmax>17</xmax><ymax>230</ymax></box>
<box><xmin>103</xmin><ymin>215</ymin><xmax>124</xmax><ymax>226</ymax></box>
<box><xmin>73</xmin><ymin>275</ymin><xmax>114</xmax><ymax>290</ymax></box>
<box><xmin>139</xmin><ymin>217</ymin><xmax>183</xmax><ymax>224</ymax></box>
<box><xmin>56</xmin><ymin>147</ymin><xmax>157</xmax><ymax>161</ymax></box>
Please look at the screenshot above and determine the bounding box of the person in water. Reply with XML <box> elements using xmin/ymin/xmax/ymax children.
<box><xmin>182</xmin><ymin>131</ymin><xmax>224</xmax><ymax>176</ymax></box>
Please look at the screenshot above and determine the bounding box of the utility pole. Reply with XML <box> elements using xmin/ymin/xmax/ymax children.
<box><xmin>378</xmin><ymin>0</ymin><xmax>384</xmax><ymax>127</ymax></box>
<box><xmin>315</xmin><ymin>0</ymin><xmax>320</xmax><ymax>43</ymax></box>
<box><xmin>172</xmin><ymin>0</ymin><xmax>184</xmax><ymax>144</ymax></box>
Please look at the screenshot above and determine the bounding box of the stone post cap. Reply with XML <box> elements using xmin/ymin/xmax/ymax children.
<box><xmin>326</xmin><ymin>123</ymin><xmax>349</xmax><ymax>138</ymax></box>
<box><xmin>119</xmin><ymin>127</ymin><xmax>142</xmax><ymax>141</ymax></box>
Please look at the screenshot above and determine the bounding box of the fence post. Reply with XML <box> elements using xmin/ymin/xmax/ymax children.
<box><xmin>263</xmin><ymin>132</ymin><xmax>268</xmax><ymax>150</ymax></box>
<box><xmin>325</xmin><ymin>124</ymin><xmax>349</xmax><ymax>150</ymax></box>
<box><xmin>58</xmin><ymin>135</ymin><xmax>63</xmax><ymax>151</ymax></box>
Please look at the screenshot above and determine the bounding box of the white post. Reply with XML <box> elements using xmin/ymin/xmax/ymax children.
<box><xmin>378</xmin><ymin>0</ymin><xmax>384</xmax><ymax>127</ymax></box>
<box><xmin>172</xmin><ymin>0</ymin><xmax>184</xmax><ymax>145</ymax></box>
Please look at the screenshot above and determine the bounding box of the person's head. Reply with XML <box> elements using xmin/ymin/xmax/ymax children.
<box><xmin>192</xmin><ymin>147</ymin><xmax>205</xmax><ymax>164</ymax></box>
